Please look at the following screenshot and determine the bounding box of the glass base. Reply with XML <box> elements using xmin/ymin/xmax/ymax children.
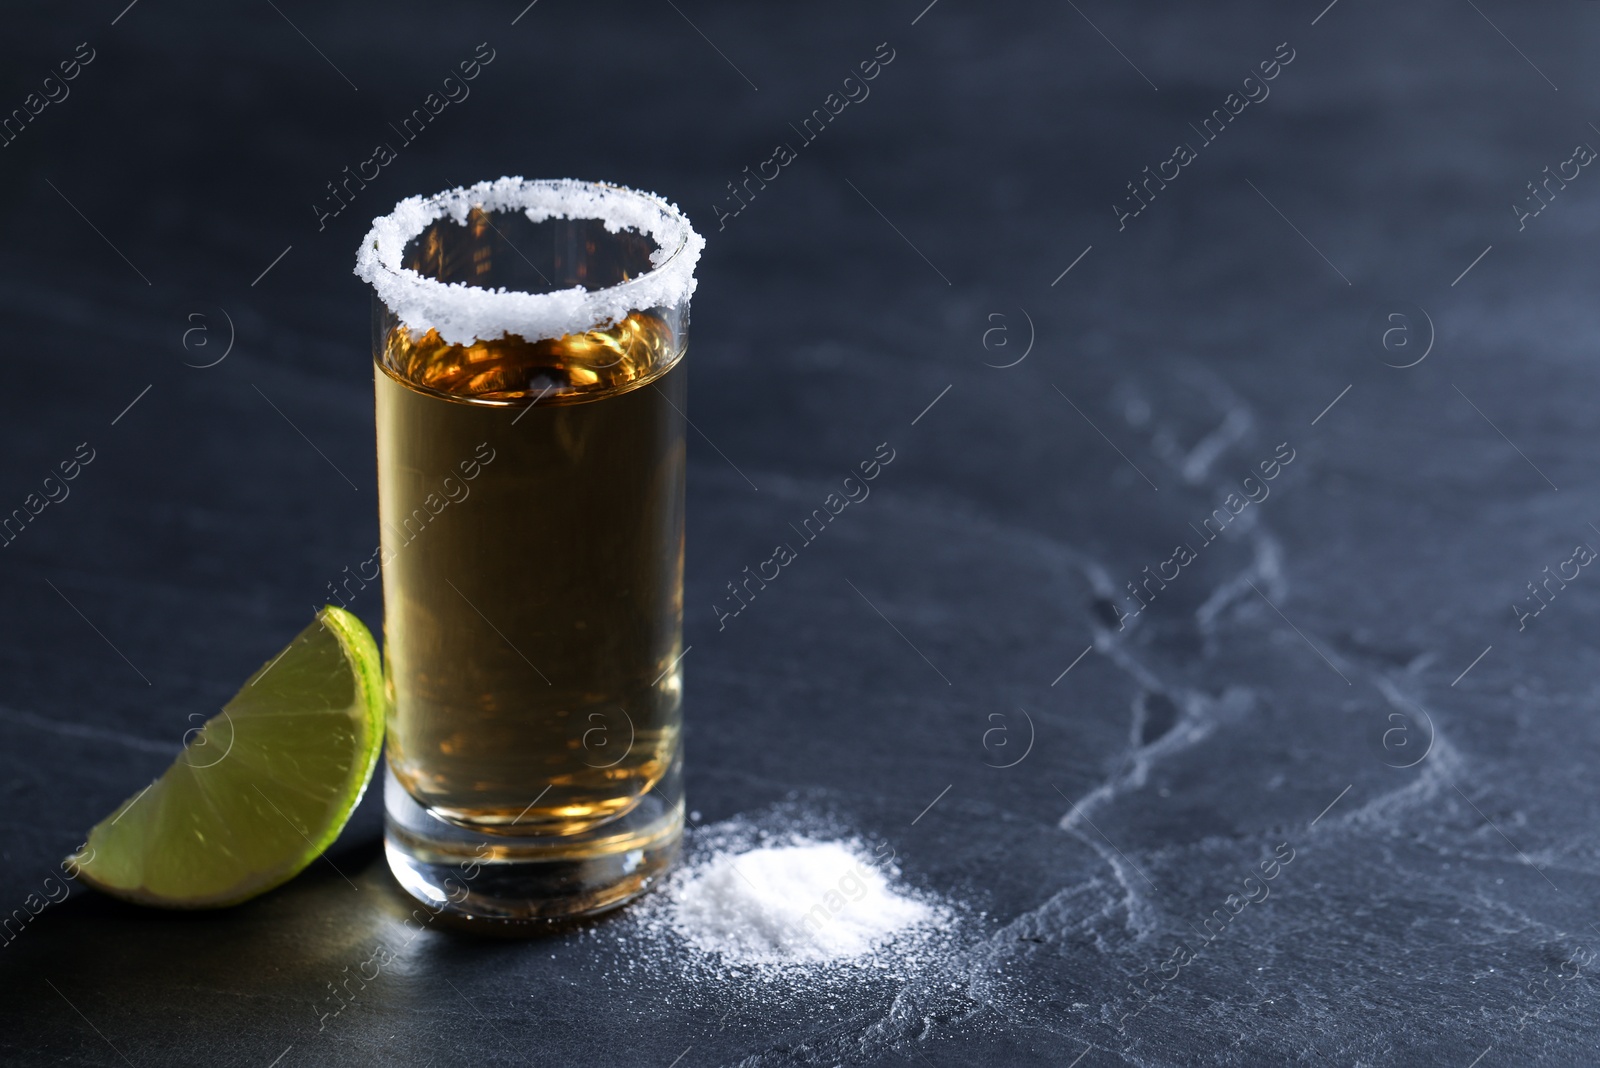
<box><xmin>382</xmin><ymin>767</ymin><xmax>682</xmax><ymax>928</ymax></box>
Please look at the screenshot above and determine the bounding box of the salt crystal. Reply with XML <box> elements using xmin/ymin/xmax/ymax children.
<box><xmin>668</xmin><ymin>838</ymin><xmax>935</xmax><ymax>965</ymax></box>
<box><xmin>354</xmin><ymin>176</ymin><xmax>705</xmax><ymax>347</ymax></box>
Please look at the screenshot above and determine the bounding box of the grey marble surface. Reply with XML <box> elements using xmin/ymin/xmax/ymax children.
<box><xmin>2</xmin><ymin>1</ymin><xmax>1599</xmax><ymax>1064</ymax></box>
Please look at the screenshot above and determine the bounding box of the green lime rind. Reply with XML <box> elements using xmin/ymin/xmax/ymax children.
<box><xmin>299</xmin><ymin>604</ymin><xmax>386</xmax><ymax>860</ymax></box>
<box><xmin>67</xmin><ymin>606</ymin><xmax>386</xmax><ymax>909</ymax></box>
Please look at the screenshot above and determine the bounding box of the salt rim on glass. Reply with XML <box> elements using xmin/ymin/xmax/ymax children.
<box><xmin>354</xmin><ymin>176</ymin><xmax>706</xmax><ymax>347</ymax></box>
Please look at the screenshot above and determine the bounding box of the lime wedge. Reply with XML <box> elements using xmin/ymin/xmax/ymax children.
<box><xmin>69</xmin><ymin>606</ymin><xmax>385</xmax><ymax>908</ymax></box>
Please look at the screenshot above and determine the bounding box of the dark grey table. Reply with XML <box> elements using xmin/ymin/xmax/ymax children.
<box><xmin>3</xmin><ymin>1</ymin><xmax>1598</xmax><ymax>1064</ymax></box>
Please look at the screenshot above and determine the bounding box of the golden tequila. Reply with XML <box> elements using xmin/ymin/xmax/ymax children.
<box><xmin>377</xmin><ymin>312</ymin><xmax>685</xmax><ymax>840</ymax></box>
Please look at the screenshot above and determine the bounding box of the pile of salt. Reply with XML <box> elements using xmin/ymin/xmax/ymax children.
<box><xmin>668</xmin><ymin>840</ymin><xmax>934</xmax><ymax>965</ymax></box>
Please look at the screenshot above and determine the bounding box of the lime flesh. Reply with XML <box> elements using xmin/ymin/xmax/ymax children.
<box><xmin>69</xmin><ymin>606</ymin><xmax>385</xmax><ymax>908</ymax></box>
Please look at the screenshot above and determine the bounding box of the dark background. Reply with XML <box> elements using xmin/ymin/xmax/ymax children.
<box><xmin>3</xmin><ymin>1</ymin><xmax>1600</xmax><ymax>1064</ymax></box>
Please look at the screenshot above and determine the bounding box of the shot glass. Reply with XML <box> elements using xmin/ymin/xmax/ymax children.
<box><xmin>355</xmin><ymin>177</ymin><xmax>703</xmax><ymax>923</ymax></box>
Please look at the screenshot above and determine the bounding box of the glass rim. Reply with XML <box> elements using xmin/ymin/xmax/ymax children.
<box><xmin>354</xmin><ymin>176</ymin><xmax>704</xmax><ymax>348</ymax></box>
